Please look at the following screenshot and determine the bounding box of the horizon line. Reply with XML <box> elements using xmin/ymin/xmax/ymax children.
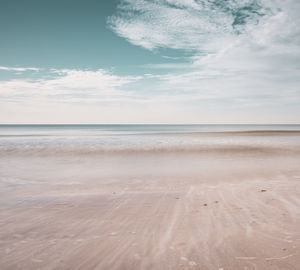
<box><xmin>1</xmin><ymin>123</ymin><xmax>300</xmax><ymax>126</ymax></box>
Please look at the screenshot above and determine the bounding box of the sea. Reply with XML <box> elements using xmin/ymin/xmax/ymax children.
<box><xmin>0</xmin><ymin>124</ymin><xmax>300</xmax><ymax>154</ymax></box>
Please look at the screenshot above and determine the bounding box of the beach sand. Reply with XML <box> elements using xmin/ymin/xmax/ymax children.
<box><xmin>0</xmin><ymin>147</ymin><xmax>300</xmax><ymax>269</ymax></box>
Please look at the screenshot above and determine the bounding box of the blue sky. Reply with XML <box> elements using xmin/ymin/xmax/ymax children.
<box><xmin>0</xmin><ymin>0</ymin><xmax>300</xmax><ymax>123</ymax></box>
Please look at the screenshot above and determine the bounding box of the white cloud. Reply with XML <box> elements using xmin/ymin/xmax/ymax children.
<box><xmin>0</xmin><ymin>66</ymin><xmax>40</xmax><ymax>72</ymax></box>
<box><xmin>0</xmin><ymin>68</ymin><xmax>140</xmax><ymax>101</ymax></box>
<box><xmin>108</xmin><ymin>0</ymin><xmax>300</xmax><ymax>122</ymax></box>
<box><xmin>108</xmin><ymin>0</ymin><xmax>272</xmax><ymax>51</ymax></box>
<box><xmin>0</xmin><ymin>68</ymin><xmax>155</xmax><ymax>123</ymax></box>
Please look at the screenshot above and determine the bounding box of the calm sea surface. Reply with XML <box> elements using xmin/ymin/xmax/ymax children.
<box><xmin>0</xmin><ymin>124</ymin><xmax>300</xmax><ymax>152</ymax></box>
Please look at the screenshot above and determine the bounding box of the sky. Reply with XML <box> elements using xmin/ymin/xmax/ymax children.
<box><xmin>0</xmin><ymin>0</ymin><xmax>300</xmax><ymax>124</ymax></box>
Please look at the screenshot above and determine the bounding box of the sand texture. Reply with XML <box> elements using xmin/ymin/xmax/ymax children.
<box><xmin>0</xmin><ymin>145</ymin><xmax>300</xmax><ymax>269</ymax></box>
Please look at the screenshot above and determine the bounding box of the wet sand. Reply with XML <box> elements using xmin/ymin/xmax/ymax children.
<box><xmin>0</xmin><ymin>148</ymin><xmax>300</xmax><ymax>269</ymax></box>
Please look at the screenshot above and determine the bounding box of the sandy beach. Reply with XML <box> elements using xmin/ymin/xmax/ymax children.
<box><xmin>0</xmin><ymin>129</ymin><xmax>300</xmax><ymax>270</ymax></box>
<box><xmin>2</xmin><ymin>0</ymin><xmax>300</xmax><ymax>267</ymax></box>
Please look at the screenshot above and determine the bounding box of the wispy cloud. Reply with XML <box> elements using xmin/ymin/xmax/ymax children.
<box><xmin>108</xmin><ymin>0</ymin><xmax>272</xmax><ymax>51</ymax></box>
<box><xmin>0</xmin><ymin>68</ymin><xmax>140</xmax><ymax>102</ymax></box>
<box><xmin>0</xmin><ymin>66</ymin><xmax>40</xmax><ymax>72</ymax></box>
<box><xmin>108</xmin><ymin>0</ymin><xmax>300</xmax><ymax>122</ymax></box>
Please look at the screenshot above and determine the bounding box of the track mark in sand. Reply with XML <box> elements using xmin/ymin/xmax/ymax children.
<box><xmin>236</xmin><ymin>256</ymin><xmax>256</xmax><ymax>260</ymax></box>
<box><xmin>155</xmin><ymin>201</ymin><xmax>180</xmax><ymax>256</ymax></box>
<box><xmin>265</xmin><ymin>252</ymin><xmax>299</xmax><ymax>261</ymax></box>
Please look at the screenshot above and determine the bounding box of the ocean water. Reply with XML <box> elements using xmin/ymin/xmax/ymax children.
<box><xmin>0</xmin><ymin>124</ymin><xmax>300</xmax><ymax>153</ymax></box>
